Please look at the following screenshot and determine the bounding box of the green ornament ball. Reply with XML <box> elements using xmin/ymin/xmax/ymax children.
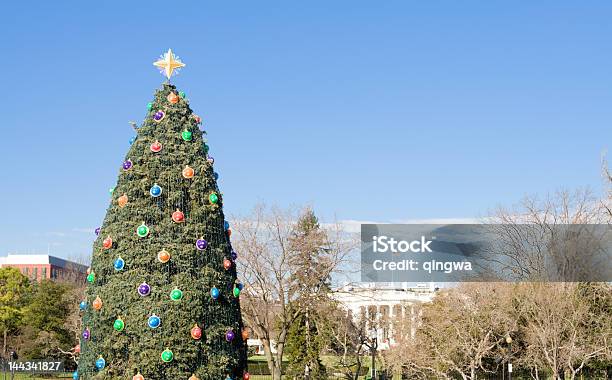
<box><xmin>233</xmin><ymin>287</ymin><xmax>241</xmax><ymax>298</ymax></box>
<box><xmin>137</xmin><ymin>224</ymin><xmax>149</xmax><ymax>238</ymax></box>
<box><xmin>209</xmin><ymin>193</ymin><xmax>218</xmax><ymax>204</ymax></box>
<box><xmin>113</xmin><ymin>318</ymin><xmax>125</xmax><ymax>332</ymax></box>
<box><xmin>109</xmin><ymin>187</ymin><xmax>115</xmax><ymax>196</ymax></box>
<box><xmin>161</xmin><ymin>349</ymin><xmax>174</xmax><ymax>363</ymax></box>
<box><xmin>181</xmin><ymin>130</ymin><xmax>193</xmax><ymax>141</ymax></box>
<box><xmin>202</xmin><ymin>144</ymin><xmax>209</xmax><ymax>154</ymax></box>
<box><xmin>179</xmin><ymin>91</ymin><xmax>186</xmax><ymax>98</ymax></box>
<box><xmin>86</xmin><ymin>272</ymin><xmax>95</xmax><ymax>283</ymax></box>
<box><xmin>147</xmin><ymin>102</ymin><xmax>153</xmax><ymax>110</ymax></box>
<box><xmin>170</xmin><ymin>288</ymin><xmax>183</xmax><ymax>301</ymax></box>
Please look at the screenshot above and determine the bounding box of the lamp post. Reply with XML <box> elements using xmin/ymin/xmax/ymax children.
<box><xmin>369</xmin><ymin>329</ymin><xmax>378</xmax><ymax>380</ymax></box>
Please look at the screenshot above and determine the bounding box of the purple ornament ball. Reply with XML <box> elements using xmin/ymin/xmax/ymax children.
<box><xmin>95</xmin><ymin>227</ymin><xmax>101</xmax><ymax>236</ymax></box>
<box><xmin>230</xmin><ymin>251</ymin><xmax>238</xmax><ymax>261</ymax></box>
<box><xmin>122</xmin><ymin>160</ymin><xmax>133</xmax><ymax>171</ymax></box>
<box><xmin>196</xmin><ymin>238</ymin><xmax>208</xmax><ymax>250</ymax></box>
<box><xmin>138</xmin><ymin>282</ymin><xmax>151</xmax><ymax>296</ymax></box>
<box><xmin>153</xmin><ymin>110</ymin><xmax>165</xmax><ymax>121</ymax></box>
<box><xmin>82</xmin><ymin>328</ymin><xmax>90</xmax><ymax>340</ymax></box>
<box><xmin>226</xmin><ymin>330</ymin><xmax>235</xmax><ymax>342</ymax></box>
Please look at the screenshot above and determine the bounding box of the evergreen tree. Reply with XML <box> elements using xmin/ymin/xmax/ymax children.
<box><xmin>77</xmin><ymin>50</ymin><xmax>247</xmax><ymax>380</ymax></box>
<box><xmin>285</xmin><ymin>310</ymin><xmax>328</xmax><ymax>380</ymax></box>
<box><xmin>285</xmin><ymin>209</ymin><xmax>332</xmax><ymax>379</ymax></box>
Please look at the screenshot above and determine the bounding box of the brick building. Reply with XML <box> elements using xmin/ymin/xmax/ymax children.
<box><xmin>0</xmin><ymin>254</ymin><xmax>88</xmax><ymax>284</ymax></box>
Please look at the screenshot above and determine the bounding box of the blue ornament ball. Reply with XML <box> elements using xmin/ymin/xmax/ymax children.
<box><xmin>214</xmin><ymin>172</ymin><xmax>219</xmax><ymax>180</ymax></box>
<box><xmin>113</xmin><ymin>257</ymin><xmax>125</xmax><ymax>271</ymax></box>
<box><xmin>238</xmin><ymin>283</ymin><xmax>244</xmax><ymax>291</ymax></box>
<box><xmin>129</xmin><ymin>136</ymin><xmax>136</xmax><ymax>145</ymax></box>
<box><xmin>79</xmin><ymin>301</ymin><xmax>87</xmax><ymax>310</ymax></box>
<box><xmin>230</xmin><ymin>251</ymin><xmax>238</xmax><ymax>261</ymax></box>
<box><xmin>224</xmin><ymin>221</ymin><xmax>230</xmax><ymax>231</ymax></box>
<box><xmin>148</xmin><ymin>314</ymin><xmax>161</xmax><ymax>329</ymax></box>
<box><xmin>150</xmin><ymin>184</ymin><xmax>162</xmax><ymax>197</ymax></box>
<box><xmin>72</xmin><ymin>371</ymin><xmax>79</xmax><ymax>380</ymax></box>
<box><xmin>211</xmin><ymin>287</ymin><xmax>220</xmax><ymax>300</ymax></box>
<box><xmin>95</xmin><ymin>357</ymin><xmax>106</xmax><ymax>370</ymax></box>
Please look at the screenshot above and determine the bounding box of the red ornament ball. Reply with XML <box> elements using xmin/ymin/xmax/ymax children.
<box><xmin>172</xmin><ymin>209</ymin><xmax>185</xmax><ymax>223</ymax></box>
<box><xmin>150</xmin><ymin>141</ymin><xmax>162</xmax><ymax>153</ymax></box>
<box><xmin>190</xmin><ymin>324</ymin><xmax>202</xmax><ymax>340</ymax></box>
<box><xmin>223</xmin><ymin>258</ymin><xmax>232</xmax><ymax>270</ymax></box>
<box><xmin>243</xmin><ymin>373</ymin><xmax>251</xmax><ymax>380</ymax></box>
<box><xmin>102</xmin><ymin>236</ymin><xmax>113</xmax><ymax>250</ymax></box>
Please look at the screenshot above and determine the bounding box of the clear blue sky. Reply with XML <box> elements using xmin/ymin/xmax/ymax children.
<box><xmin>1</xmin><ymin>1</ymin><xmax>610</xmax><ymax>260</ymax></box>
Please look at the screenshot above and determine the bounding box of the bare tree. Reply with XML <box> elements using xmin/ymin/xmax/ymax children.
<box><xmin>487</xmin><ymin>189</ymin><xmax>610</xmax><ymax>281</ymax></box>
<box><xmin>325</xmin><ymin>306</ymin><xmax>370</xmax><ymax>380</ymax></box>
<box><xmin>56</xmin><ymin>285</ymin><xmax>85</xmax><ymax>364</ymax></box>
<box><xmin>602</xmin><ymin>153</ymin><xmax>612</xmax><ymax>218</ymax></box>
<box><xmin>517</xmin><ymin>282</ymin><xmax>611</xmax><ymax>380</ymax></box>
<box><xmin>388</xmin><ymin>283</ymin><xmax>519</xmax><ymax>380</ymax></box>
<box><xmin>232</xmin><ymin>204</ymin><xmax>354</xmax><ymax>380</ymax></box>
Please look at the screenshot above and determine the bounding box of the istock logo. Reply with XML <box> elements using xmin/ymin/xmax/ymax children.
<box><xmin>372</xmin><ymin>235</ymin><xmax>433</xmax><ymax>253</ymax></box>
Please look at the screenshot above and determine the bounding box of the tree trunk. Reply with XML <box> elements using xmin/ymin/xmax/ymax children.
<box><xmin>305</xmin><ymin>308</ymin><xmax>311</xmax><ymax>379</ymax></box>
<box><xmin>272</xmin><ymin>365</ymin><xmax>282</xmax><ymax>380</ymax></box>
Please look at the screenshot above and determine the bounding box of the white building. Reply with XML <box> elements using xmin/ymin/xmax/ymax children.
<box><xmin>332</xmin><ymin>282</ymin><xmax>437</xmax><ymax>350</ymax></box>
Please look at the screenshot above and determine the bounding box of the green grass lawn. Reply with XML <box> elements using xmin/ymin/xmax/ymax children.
<box><xmin>0</xmin><ymin>374</ymin><xmax>72</xmax><ymax>379</ymax></box>
<box><xmin>3</xmin><ymin>355</ymin><xmax>381</xmax><ymax>380</ymax></box>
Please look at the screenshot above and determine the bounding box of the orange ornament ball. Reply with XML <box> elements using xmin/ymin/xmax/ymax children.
<box><xmin>93</xmin><ymin>296</ymin><xmax>103</xmax><ymax>311</ymax></box>
<box><xmin>172</xmin><ymin>209</ymin><xmax>185</xmax><ymax>223</ymax></box>
<box><xmin>118</xmin><ymin>194</ymin><xmax>128</xmax><ymax>208</ymax></box>
<box><xmin>167</xmin><ymin>92</ymin><xmax>179</xmax><ymax>104</ymax></box>
<box><xmin>223</xmin><ymin>259</ymin><xmax>232</xmax><ymax>270</ymax></box>
<box><xmin>182</xmin><ymin>166</ymin><xmax>195</xmax><ymax>179</ymax></box>
<box><xmin>227</xmin><ymin>228</ymin><xmax>232</xmax><ymax>237</ymax></box>
<box><xmin>241</xmin><ymin>328</ymin><xmax>250</xmax><ymax>341</ymax></box>
<box><xmin>158</xmin><ymin>249</ymin><xmax>171</xmax><ymax>263</ymax></box>
<box><xmin>133</xmin><ymin>373</ymin><xmax>144</xmax><ymax>380</ymax></box>
<box><xmin>188</xmin><ymin>375</ymin><xmax>199</xmax><ymax>380</ymax></box>
<box><xmin>102</xmin><ymin>236</ymin><xmax>113</xmax><ymax>250</ymax></box>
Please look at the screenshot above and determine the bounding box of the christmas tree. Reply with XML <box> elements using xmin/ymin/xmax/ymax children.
<box><xmin>77</xmin><ymin>50</ymin><xmax>248</xmax><ymax>380</ymax></box>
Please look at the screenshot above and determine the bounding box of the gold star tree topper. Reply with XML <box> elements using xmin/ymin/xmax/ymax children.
<box><xmin>153</xmin><ymin>49</ymin><xmax>185</xmax><ymax>80</ymax></box>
